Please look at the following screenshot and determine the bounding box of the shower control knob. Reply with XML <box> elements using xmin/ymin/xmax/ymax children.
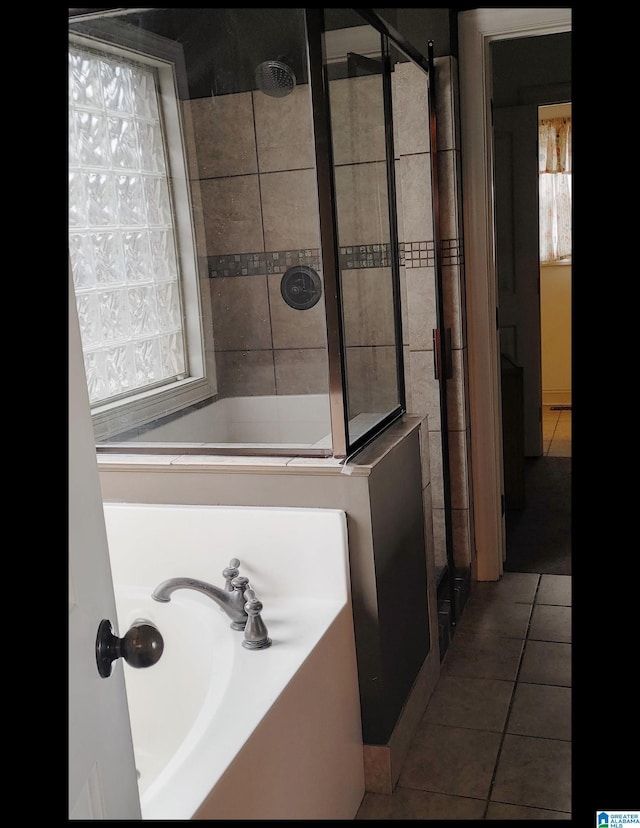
<box><xmin>95</xmin><ymin>618</ymin><xmax>164</xmax><ymax>678</ymax></box>
<box><xmin>280</xmin><ymin>265</ymin><xmax>322</xmax><ymax>310</ymax></box>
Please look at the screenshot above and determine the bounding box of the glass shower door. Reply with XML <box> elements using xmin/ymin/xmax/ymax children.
<box><xmin>322</xmin><ymin>12</ymin><xmax>405</xmax><ymax>455</ymax></box>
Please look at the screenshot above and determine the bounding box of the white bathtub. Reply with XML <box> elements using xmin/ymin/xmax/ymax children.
<box><xmin>124</xmin><ymin>393</ymin><xmax>332</xmax><ymax>447</ymax></box>
<box><xmin>103</xmin><ymin>502</ymin><xmax>364</xmax><ymax>820</ymax></box>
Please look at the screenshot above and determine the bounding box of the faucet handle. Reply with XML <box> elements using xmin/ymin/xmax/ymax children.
<box><xmin>231</xmin><ymin>575</ymin><xmax>249</xmax><ymax>595</ymax></box>
<box><xmin>223</xmin><ymin>558</ymin><xmax>241</xmax><ymax>591</ymax></box>
<box><xmin>242</xmin><ymin>589</ymin><xmax>272</xmax><ymax>650</ymax></box>
<box><xmin>228</xmin><ymin>575</ymin><xmax>250</xmax><ymax>631</ymax></box>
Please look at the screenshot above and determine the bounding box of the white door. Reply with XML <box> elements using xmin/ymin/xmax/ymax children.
<box><xmin>68</xmin><ymin>263</ymin><xmax>141</xmax><ymax>820</ymax></box>
<box><xmin>494</xmin><ymin>104</ymin><xmax>543</xmax><ymax>457</ymax></box>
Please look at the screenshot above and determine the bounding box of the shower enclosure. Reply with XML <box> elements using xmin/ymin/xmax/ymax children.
<box><xmin>68</xmin><ymin>8</ymin><xmax>435</xmax><ymax>460</ymax></box>
<box><xmin>70</xmin><ymin>8</ymin><xmax>470</xmax><ymax>760</ymax></box>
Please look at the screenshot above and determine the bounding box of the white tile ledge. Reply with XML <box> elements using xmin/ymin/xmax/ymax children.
<box><xmin>96</xmin><ymin>417</ymin><xmax>425</xmax><ymax>476</ymax></box>
<box><xmin>97</xmin><ymin>452</ymin><xmax>358</xmax><ymax>476</ymax></box>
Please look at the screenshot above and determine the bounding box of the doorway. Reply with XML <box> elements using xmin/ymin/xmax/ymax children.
<box><xmin>539</xmin><ymin>103</ymin><xmax>572</xmax><ymax>416</ymax></box>
<box><xmin>490</xmin><ymin>37</ymin><xmax>571</xmax><ymax>575</ymax></box>
<box><xmin>458</xmin><ymin>8</ymin><xmax>571</xmax><ymax>580</ymax></box>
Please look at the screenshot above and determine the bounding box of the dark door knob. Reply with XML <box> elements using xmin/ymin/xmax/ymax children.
<box><xmin>96</xmin><ymin>618</ymin><xmax>164</xmax><ymax>678</ymax></box>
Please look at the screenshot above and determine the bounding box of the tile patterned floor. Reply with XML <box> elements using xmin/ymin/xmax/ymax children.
<box><xmin>356</xmin><ymin>408</ymin><xmax>572</xmax><ymax>820</ymax></box>
<box><xmin>356</xmin><ymin>573</ymin><xmax>572</xmax><ymax>820</ymax></box>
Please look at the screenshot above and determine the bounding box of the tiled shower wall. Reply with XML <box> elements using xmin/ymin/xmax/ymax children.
<box><xmin>184</xmin><ymin>87</ymin><xmax>328</xmax><ymax>400</ymax></box>
<box><xmin>185</xmin><ymin>79</ymin><xmax>400</xmax><ymax>413</ymax></box>
<box><xmin>183</xmin><ymin>55</ymin><xmax>474</xmax><ymax>573</ymax></box>
<box><xmin>394</xmin><ymin>57</ymin><xmax>474</xmax><ymax>574</ymax></box>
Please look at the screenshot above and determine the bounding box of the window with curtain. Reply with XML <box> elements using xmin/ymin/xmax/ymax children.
<box><xmin>538</xmin><ymin>116</ymin><xmax>571</xmax><ymax>264</ymax></box>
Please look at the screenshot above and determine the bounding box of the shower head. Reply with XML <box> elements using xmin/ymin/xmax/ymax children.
<box><xmin>255</xmin><ymin>59</ymin><xmax>296</xmax><ymax>98</ymax></box>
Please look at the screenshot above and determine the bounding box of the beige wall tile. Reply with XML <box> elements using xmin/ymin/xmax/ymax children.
<box><xmin>341</xmin><ymin>268</ymin><xmax>396</xmax><ymax>347</ymax></box>
<box><xmin>461</xmin><ymin>348</ymin><xmax>472</xmax><ymax>423</ymax></box>
<box><xmin>403</xmin><ymin>345</ymin><xmax>412</xmax><ymax>411</ymax></box>
<box><xmin>432</xmin><ymin>506</ymin><xmax>447</xmax><ymax>570</ymax></box>
<box><xmin>398</xmin><ymin>154</ymin><xmax>433</xmax><ymax>243</ymax></box>
<box><xmin>274</xmin><ymin>348</ymin><xmax>330</xmax><ymax>394</ymax></box>
<box><xmin>454</xmin><ymin>151</ymin><xmax>464</xmax><ymax>250</ymax></box>
<box><xmin>422</xmin><ymin>483</ymin><xmax>435</xmax><ymax>573</ymax></box>
<box><xmin>399</xmin><ymin>266</ymin><xmax>409</xmax><ymax>345</ymax></box>
<box><xmin>210</xmin><ymin>275</ymin><xmax>272</xmax><ymax>351</ymax></box>
<box><xmin>450</xmin><ymin>59</ymin><xmax>461</xmax><ymax>153</ymax></box>
<box><xmin>253</xmin><ymin>85</ymin><xmax>316</xmax><ymax>172</ymax></box>
<box><xmin>215</xmin><ymin>349</ymin><xmax>276</xmax><ymax>398</ymax></box>
<box><xmin>419</xmin><ymin>422</ymin><xmax>432</xmax><ymax>487</ymax></box>
<box><xmin>345</xmin><ymin>345</ymin><xmax>399</xmax><ymax>414</ymax></box>
<box><xmin>448</xmin><ymin>429</ymin><xmax>469</xmax><ymax>510</ymax></box>
<box><xmin>408</xmin><ymin>349</ymin><xmax>441</xmax><ymax>431</ymax></box>
<box><xmin>392</xmin><ymin>61</ymin><xmax>430</xmax><ymax>157</ymax></box>
<box><xmin>428</xmin><ymin>428</ymin><xmax>444</xmax><ymax>510</ymax></box>
<box><xmin>329</xmin><ymin>75</ymin><xmax>387</xmax><ymax>165</ymax></box>
<box><xmin>442</xmin><ymin>264</ymin><xmax>463</xmax><ymax>350</ymax></box>
<box><xmin>452</xmin><ymin>507</ymin><xmax>472</xmax><ymax>568</ymax></box>
<box><xmin>189</xmin><ymin>187</ymin><xmax>208</xmax><ymax>258</ymax></box>
<box><xmin>445</xmin><ymin>349</ymin><xmax>466</xmax><ymax>431</ymax></box>
<box><xmin>406</xmin><ymin>266</ymin><xmax>437</xmax><ymax>351</ymax></box>
<box><xmin>334</xmin><ymin>162</ymin><xmax>390</xmax><ymax>246</ymax></box>
<box><xmin>394</xmin><ymin>159</ymin><xmax>406</xmax><ymax>243</ymax></box>
<box><xmin>201</xmin><ymin>175</ymin><xmax>264</xmax><ymax>255</ymax></box>
<box><xmin>434</xmin><ymin>57</ymin><xmax>457</xmax><ymax>152</ymax></box>
<box><xmin>267</xmin><ymin>273</ymin><xmax>327</xmax><ymax>349</ymax></box>
<box><xmin>185</xmin><ymin>93</ymin><xmax>257</xmax><ymax>179</ymax></box>
<box><xmin>181</xmin><ymin>100</ymin><xmax>200</xmax><ymax>182</ymax></box>
<box><xmin>260</xmin><ymin>168</ymin><xmax>321</xmax><ymax>251</ymax></box>
<box><xmin>436</xmin><ymin>149</ymin><xmax>459</xmax><ymax>241</ymax></box>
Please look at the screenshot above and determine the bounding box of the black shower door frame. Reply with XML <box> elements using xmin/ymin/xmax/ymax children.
<box><xmin>307</xmin><ymin>10</ymin><xmax>458</xmax><ymax>620</ymax></box>
<box><xmin>305</xmin><ymin>8</ymin><xmax>433</xmax><ymax>460</ymax></box>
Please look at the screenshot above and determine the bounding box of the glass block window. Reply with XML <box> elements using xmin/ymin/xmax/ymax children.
<box><xmin>69</xmin><ymin>43</ymin><xmax>186</xmax><ymax>406</ymax></box>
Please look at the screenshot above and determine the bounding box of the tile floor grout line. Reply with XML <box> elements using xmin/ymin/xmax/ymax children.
<box><xmin>357</xmin><ymin>575</ymin><xmax>571</xmax><ymax>818</ymax></box>
<box><xmin>481</xmin><ymin>575</ymin><xmax>540</xmax><ymax>818</ymax></box>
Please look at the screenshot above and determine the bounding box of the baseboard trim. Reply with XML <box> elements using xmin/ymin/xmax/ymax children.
<box><xmin>542</xmin><ymin>390</ymin><xmax>571</xmax><ymax>406</ymax></box>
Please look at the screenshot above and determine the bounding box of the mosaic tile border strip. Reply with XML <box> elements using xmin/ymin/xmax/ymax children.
<box><xmin>401</xmin><ymin>241</ymin><xmax>435</xmax><ymax>268</ymax></box>
<box><xmin>339</xmin><ymin>244</ymin><xmax>392</xmax><ymax>269</ymax></box>
<box><xmin>208</xmin><ymin>238</ymin><xmax>462</xmax><ymax>277</ymax></box>
<box><xmin>402</xmin><ymin>240</ymin><xmax>463</xmax><ymax>267</ymax></box>
<box><xmin>265</xmin><ymin>249</ymin><xmax>321</xmax><ymax>274</ymax></box>
<box><xmin>208</xmin><ymin>252</ymin><xmax>265</xmax><ymax>278</ymax></box>
<box><xmin>208</xmin><ymin>249</ymin><xmax>321</xmax><ymax>278</ymax></box>
<box><xmin>441</xmin><ymin>238</ymin><xmax>464</xmax><ymax>266</ymax></box>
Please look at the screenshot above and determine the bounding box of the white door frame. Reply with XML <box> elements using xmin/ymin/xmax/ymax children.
<box><xmin>458</xmin><ymin>8</ymin><xmax>571</xmax><ymax>581</ymax></box>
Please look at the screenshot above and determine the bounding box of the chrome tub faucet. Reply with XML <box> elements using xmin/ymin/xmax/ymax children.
<box><xmin>152</xmin><ymin>560</ymin><xmax>249</xmax><ymax>630</ymax></box>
